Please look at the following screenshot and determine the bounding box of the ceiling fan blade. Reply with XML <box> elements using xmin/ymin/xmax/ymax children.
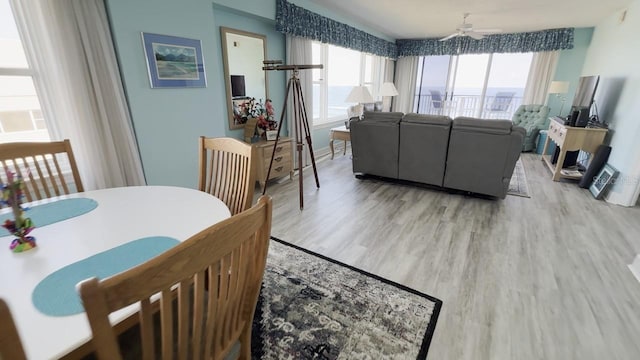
<box><xmin>439</xmin><ymin>33</ymin><xmax>459</xmax><ymax>41</ymax></box>
<box><xmin>467</xmin><ymin>31</ymin><xmax>485</xmax><ymax>40</ymax></box>
<box><xmin>475</xmin><ymin>29</ymin><xmax>503</xmax><ymax>34</ymax></box>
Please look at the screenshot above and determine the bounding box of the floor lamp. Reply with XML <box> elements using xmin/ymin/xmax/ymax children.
<box><xmin>548</xmin><ymin>81</ymin><xmax>570</xmax><ymax>116</ymax></box>
<box><xmin>380</xmin><ymin>82</ymin><xmax>399</xmax><ymax>112</ymax></box>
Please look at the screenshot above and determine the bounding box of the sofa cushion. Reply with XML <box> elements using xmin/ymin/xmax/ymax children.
<box><xmin>362</xmin><ymin>111</ymin><xmax>403</xmax><ymax>123</ymax></box>
<box><xmin>402</xmin><ymin>113</ymin><xmax>452</xmax><ymax>126</ymax></box>
<box><xmin>452</xmin><ymin>117</ymin><xmax>513</xmax><ymax>135</ymax></box>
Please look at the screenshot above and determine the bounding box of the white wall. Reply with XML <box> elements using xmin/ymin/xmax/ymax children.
<box><xmin>581</xmin><ymin>0</ymin><xmax>640</xmax><ymax>206</ymax></box>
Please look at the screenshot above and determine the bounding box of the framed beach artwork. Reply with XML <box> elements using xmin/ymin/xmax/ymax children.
<box><xmin>141</xmin><ymin>33</ymin><xmax>206</xmax><ymax>88</ymax></box>
<box><xmin>589</xmin><ymin>163</ymin><xmax>619</xmax><ymax>199</ymax></box>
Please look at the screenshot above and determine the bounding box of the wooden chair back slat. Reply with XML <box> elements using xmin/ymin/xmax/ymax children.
<box><xmin>0</xmin><ymin>299</ymin><xmax>27</xmax><ymax>360</ymax></box>
<box><xmin>0</xmin><ymin>140</ymin><xmax>84</xmax><ymax>208</ymax></box>
<box><xmin>198</xmin><ymin>137</ymin><xmax>256</xmax><ymax>215</ymax></box>
<box><xmin>78</xmin><ymin>196</ymin><xmax>272</xmax><ymax>360</ymax></box>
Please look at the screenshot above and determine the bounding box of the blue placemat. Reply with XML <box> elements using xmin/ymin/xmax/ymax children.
<box><xmin>0</xmin><ymin>198</ymin><xmax>98</xmax><ymax>237</ymax></box>
<box><xmin>32</xmin><ymin>236</ymin><xmax>180</xmax><ymax>316</ymax></box>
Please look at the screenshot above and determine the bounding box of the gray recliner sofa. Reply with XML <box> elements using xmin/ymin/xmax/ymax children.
<box><xmin>443</xmin><ymin>117</ymin><xmax>525</xmax><ymax>198</ymax></box>
<box><xmin>350</xmin><ymin>111</ymin><xmax>403</xmax><ymax>179</ymax></box>
<box><xmin>398</xmin><ymin>113</ymin><xmax>452</xmax><ymax>186</ymax></box>
<box><xmin>351</xmin><ymin>112</ymin><xmax>525</xmax><ymax>199</ymax></box>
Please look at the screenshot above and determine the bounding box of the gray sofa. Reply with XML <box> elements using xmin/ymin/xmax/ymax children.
<box><xmin>350</xmin><ymin>112</ymin><xmax>525</xmax><ymax>198</ymax></box>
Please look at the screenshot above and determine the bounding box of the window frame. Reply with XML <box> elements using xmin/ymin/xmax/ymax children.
<box><xmin>312</xmin><ymin>42</ymin><xmax>386</xmax><ymax>127</ymax></box>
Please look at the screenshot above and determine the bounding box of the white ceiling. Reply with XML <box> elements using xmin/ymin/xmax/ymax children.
<box><xmin>310</xmin><ymin>0</ymin><xmax>633</xmax><ymax>39</ymax></box>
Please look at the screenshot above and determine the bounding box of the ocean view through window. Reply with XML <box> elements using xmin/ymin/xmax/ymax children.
<box><xmin>414</xmin><ymin>52</ymin><xmax>533</xmax><ymax>119</ymax></box>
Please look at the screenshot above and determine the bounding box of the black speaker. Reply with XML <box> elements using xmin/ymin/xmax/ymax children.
<box><xmin>568</xmin><ymin>110</ymin><xmax>579</xmax><ymax>127</ymax></box>
<box><xmin>578</xmin><ymin>145</ymin><xmax>612</xmax><ymax>188</ymax></box>
<box><xmin>575</xmin><ymin>109</ymin><xmax>590</xmax><ymax>128</ymax></box>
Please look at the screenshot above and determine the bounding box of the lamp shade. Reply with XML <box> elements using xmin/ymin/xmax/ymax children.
<box><xmin>345</xmin><ymin>86</ymin><xmax>374</xmax><ymax>103</ymax></box>
<box><xmin>548</xmin><ymin>81</ymin><xmax>570</xmax><ymax>94</ymax></box>
<box><xmin>379</xmin><ymin>82</ymin><xmax>399</xmax><ymax>97</ymax></box>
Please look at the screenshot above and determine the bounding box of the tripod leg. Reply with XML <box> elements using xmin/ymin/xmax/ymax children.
<box><xmin>292</xmin><ymin>79</ymin><xmax>304</xmax><ymax>209</ymax></box>
<box><xmin>262</xmin><ymin>77</ymin><xmax>293</xmax><ymax>195</ymax></box>
<box><xmin>294</xmin><ymin>79</ymin><xmax>320</xmax><ymax>189</ymax></box>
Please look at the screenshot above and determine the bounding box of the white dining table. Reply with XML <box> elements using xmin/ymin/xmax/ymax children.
<box><xmin>0</xmin><ymin>186</ymin><xmax>231</xmax><ymax>359</ymax></box>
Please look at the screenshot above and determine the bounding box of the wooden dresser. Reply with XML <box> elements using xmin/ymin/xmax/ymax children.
<box><xmin>252</xmin><ymin>137</ymin><xmax>293</xmax><ymax>191</ymax></box>
<box><xmin>541</xmin><ymin>119</ymin><xmax>607</xmax><ymax>181</ymax></box>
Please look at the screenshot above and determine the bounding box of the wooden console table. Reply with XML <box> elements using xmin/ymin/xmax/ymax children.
<box><xmin>541</xmin><ymin>119</ymin><xmax>607</xmax><ymax>181</ymax></box>
<box><xmin>252</xmin><ymin>137</ymin><xmax>293</xmax><ymax>191</ymax></box>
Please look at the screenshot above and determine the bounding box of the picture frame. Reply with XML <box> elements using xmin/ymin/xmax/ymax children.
<box><xmin>589</xmin><ymin>163</ymin><xmax>618</xmax><ymax>199</ymax></box>
<box><xmin>266</xmin><ymin>130</ymin><xmax>278</xmax><ymax>141</ymax></box>
<box><xmin>141</xmin><ymin>32</ymin><xmax>206</xmax><ymax>88</ymax></box>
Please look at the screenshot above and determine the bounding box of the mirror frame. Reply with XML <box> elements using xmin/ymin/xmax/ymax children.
<box><xmin>220</xmin><ymin>26</ymin><xmax>268</xmax><ymax>130</ymax></box>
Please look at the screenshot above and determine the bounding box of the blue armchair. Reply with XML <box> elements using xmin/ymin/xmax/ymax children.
<box><xmin>511</xmin><ymin>104</ymin><xmax>550</xmax><ymax>152</ymax></box>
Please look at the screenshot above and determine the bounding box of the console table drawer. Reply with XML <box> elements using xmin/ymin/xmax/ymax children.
<box><xmin>548</xmin><ymin>121</ymin><xmax>565</xmax><ymax>146</ymax></box>
<box><xmin>251</xmin><ymin>137</ymin><xmax>293</xmax><ymax>191</ymax></box>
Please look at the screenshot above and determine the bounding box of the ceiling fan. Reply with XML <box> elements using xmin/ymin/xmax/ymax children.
<box><xmin>439</xmin><ymin>13</ymin><xmax>502</xmax><ymax>41</ymax></box>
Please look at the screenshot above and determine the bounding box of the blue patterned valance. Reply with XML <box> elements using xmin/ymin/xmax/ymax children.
<box><xmin>397</xmin><ymin>28</ymin><xmax>574</xmax><ymax>57</ymax></box>
<box><xmin>275</xmin><ymin>0</ymin><xmax>397</xmax><ymax>59</ymax></box>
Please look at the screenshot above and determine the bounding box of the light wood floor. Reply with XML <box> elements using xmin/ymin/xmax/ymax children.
<box><xmin>261</xmin><ymin>150</ymin><xmax>640</xmax><ymax>360</ymax></box>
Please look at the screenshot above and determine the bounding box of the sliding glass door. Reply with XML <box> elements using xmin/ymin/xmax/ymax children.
<box><xmin>414</xmin><ymin>52</ymin><xmax>532</xmax><ymax>119</ymax></box>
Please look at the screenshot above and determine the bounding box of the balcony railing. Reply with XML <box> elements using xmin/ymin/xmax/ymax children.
<box><xmin>413</xmin><ymin>94</ymin><xmax>523</xmax><ymax>119</ymax></box>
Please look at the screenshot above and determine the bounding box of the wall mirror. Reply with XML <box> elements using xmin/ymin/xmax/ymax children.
<box><xmin>220</xmin><ymin>27</ymin><xmax>268</xmax><ymax>130</ymax></box>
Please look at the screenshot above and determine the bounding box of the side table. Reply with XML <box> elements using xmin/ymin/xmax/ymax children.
<box><xmin>329</xmin><ymin>125</ymin><xmax>350</xmax><ymax>159</ymax></box>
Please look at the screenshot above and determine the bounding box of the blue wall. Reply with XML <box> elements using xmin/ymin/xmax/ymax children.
<box><xmin>211</xmin><ymin>5</ymin><xmax>287</xmax><ymax>138</ymax></box>
<box><xmin>106</xmin><ymin>0</ymin><xmax>377</xmax><ymax>188</ymax></box>
<box><xmin>547</xmin><ymin>28</ymin><xmax>594</xmax><ymax>117</ymax></box>
<box><xmin>106</xmin><ymin>0</ymin><xmax>223</xmax><ymax>188</ymax></box>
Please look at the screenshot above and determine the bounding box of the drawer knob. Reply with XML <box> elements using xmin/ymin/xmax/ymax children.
<box><xmin>275</xmin><ymin>166</ymin><xmax>283</xmax><ymax>172</ymax></box>
<box><xmin>274</xmin><ymin>156</ymin><xmax>283</xmax><ymax>162</ymax></box>
<box><xmin>275</xmin><ymin>146</ymin><xmax>283</xmax><ymax>152</ymax></box>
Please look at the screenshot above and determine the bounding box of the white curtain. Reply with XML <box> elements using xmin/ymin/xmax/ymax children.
<box><xmin>392</xmin><ymin>56</ymin><xmax>419</xmax><ymax>113</ymax></box>
<box><xmin>384</xmin><ymin>58</ymin><xmax>395</xmax><ymax>83</ymax></box>
<box><xmin>285</xmin><ymin>35</ymin><xmax>313</xmax><ymax>168</ymax></box>
<box><xmin>522</xmin><ymin>51</ymin><xmax>560</xmax><ymax>105</ymax></box>
<box><xmin>384</xmin><ymin>58</ymin><xmax>396</xmax><ymax>110</ymax></box>
<box><xmin>10</xmin><ymin>0</ymin><xmax>145</xmax><ymax>190</ymax></box>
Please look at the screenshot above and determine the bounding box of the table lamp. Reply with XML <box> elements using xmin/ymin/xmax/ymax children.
<box><xmin>345</xmin><ymin>85</ymin><xmax>374</xmax><ymax>119</ymax></box>
<box><xmin>379</xmin><ymin>82</ymin><xmax>399</xmax><ymax>112</ymax></box>
<box><xmin>548</xmin><ymin>81</ymin><xmax>570</xmax><ymax>116</ymax></box>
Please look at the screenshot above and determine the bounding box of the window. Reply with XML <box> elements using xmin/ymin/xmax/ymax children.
<box><xmin>312</xmin><ymin>42</ymin><xmax>386</xmax><ymax>126</ymax></box>
<box><xmin>0</xmin><ymin>0</ymin><xmax>50</xmax><ymax>144</ymax></box>
<box><xmin>414</xmin><ymin>52</ymin><xmax>533</xmax><ymax>119</ymax></box>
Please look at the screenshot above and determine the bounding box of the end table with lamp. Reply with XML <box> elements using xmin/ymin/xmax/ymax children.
<box><xmin>345</xmin><ymin>85</ymin><xmax>374</xmax><ymax>119</ymax></box>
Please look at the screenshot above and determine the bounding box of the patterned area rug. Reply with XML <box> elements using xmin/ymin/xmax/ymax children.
<box><xmin>507</xmin><ymin>158</ymin><xmax>530</xmax><ymax>198</ymax></box>
<box><xmin>252</xmin><ymin>237</ymin><xmax>442</xmax><ymax>359</ymax></box>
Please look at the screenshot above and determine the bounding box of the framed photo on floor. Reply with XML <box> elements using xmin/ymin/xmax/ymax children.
<box><xmin>141</xmin><ymin>32</ymin><xmax>206</xmax><ymax>88</ymax></box>
<box><xmin>589</xmin><ymin>163</ymin><xmax>618</xmax><ymax>199</ymax></box>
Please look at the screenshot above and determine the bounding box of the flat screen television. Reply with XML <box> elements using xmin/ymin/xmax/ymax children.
<box><xmin>230</xmin><ymin>75</ymin><xmax>246</xmax><ymax>98</ymax></box>
<box><xmin>572</xmin><ymin>75</ymin><xmax>599</xmax><ymax>108</ymax></box>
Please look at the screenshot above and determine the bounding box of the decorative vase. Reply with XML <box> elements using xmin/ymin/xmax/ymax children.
<box><xmin>10</xmin><ymin>236</ymin><xmax>37</xmax><ymax>253</ymax></box>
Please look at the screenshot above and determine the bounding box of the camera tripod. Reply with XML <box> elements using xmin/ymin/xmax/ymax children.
<box><xmin>262</xmin><ymin>62</ymin><xmax>322</xmax><ymax>209</ymax></box>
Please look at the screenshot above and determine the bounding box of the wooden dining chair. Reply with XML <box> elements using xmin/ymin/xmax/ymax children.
<box><xmin>198</xmin><ymin>137</ymin><xmax>256</xmax><ymax>215</ymax></box>
<box><xmin>0</xmin><ymin>299</ymin><xmax>28</xmax><ymax>360</ymax></box>
<box><xmin>0</xmin><ymin>139</ymin><xmax>84</xmax><ymax>205</ymax></box>
<box><xmin>78</xmin><ymin>195</ymin><xmax>272</xmax><ymax>360</ymax></box>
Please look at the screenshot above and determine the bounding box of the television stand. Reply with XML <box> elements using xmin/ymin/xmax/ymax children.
<box><xmin>541</xmin><ymin>119</ymin><xmax>607</xmax><ymax>181</ymax></box>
